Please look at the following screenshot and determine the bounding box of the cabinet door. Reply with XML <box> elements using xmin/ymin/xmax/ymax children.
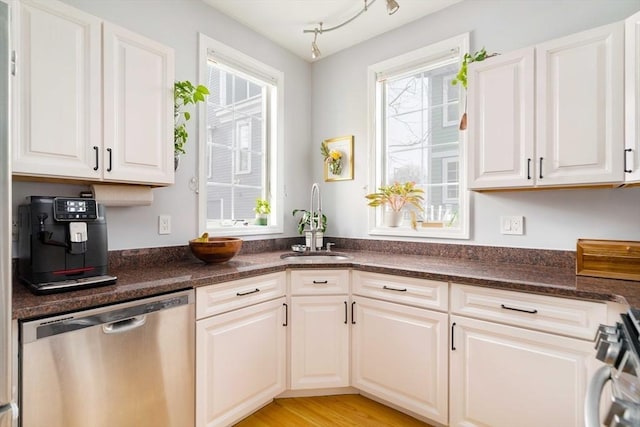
<box><xmin>103</xmin><ymin>22</ymin><xmax>174</xmax><ymax>185</ymax></box>
<box><xmin>351</xmin><ymin>296</ymin><xmax>448</xmax><ymax>425</ymax></box>
<box><xmin>13</xmin><ymin>0</ymin><xmax>102</xmax><ymax>179</ymax></box>
<box><xmin>196</xmin><ymin>297</ymin><xmax>286</xmax><ymax>427</ymax></box>
<box><xmin>290</xmin><ymin>295</ymin><xmax>350</xmax><ymax>389</ymax></box>
<box><xmin>467</xmin><ymin>48</ymin><xmax>535</xmax><ymax>189</ymax></box>
<box><xmin>449</xmin><ymin>315</ymin><xmax>599</xmax><ymax>427</ymax></box>
<box><xmin>625</xmin><ymin>11</ymin><xmax>640</xmax><ymax>183</ymax></box>
<box><xmin>536</xmin><ymin>22</ymin><xmax>624</xmax><ymax>186</ymax></box>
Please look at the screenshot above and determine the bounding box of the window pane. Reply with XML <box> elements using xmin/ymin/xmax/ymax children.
<box><xmin>205</xmin><ymin>59</ymin><xmax>267</xmax><ymax>222</ymax></box>
<box><xmin>382</xmin><ymin>61</ymin><xmax>461</xmax><ymax>229</ymax></box>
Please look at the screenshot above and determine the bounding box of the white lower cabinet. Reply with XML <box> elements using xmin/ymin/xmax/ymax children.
<box><xmin>351</xmin><ymin>295</ymin><xmax>449</xmax><ymax>425</ymax></box>
<box><xmin>449</xmin><ymin>283</ymin><xmax>606</xmax><ymax>427</ymax></box>
<box><xmin>290</xmin><ymin>295</ymin><xmax>350</xmax><ymax>389</ymax></box>
<box><xmin>289</xmin><ymin>269</ymin><xmax>351</xmax><ymax>390</ymax></box>
<box><xmin>195</xmin><ymin>273</ymin><xmax>287</xmax><ymax>427</ymax></box>
<box><xmin>449</xmin><ymin>315</ymin><xmax>597</xmax><ymax>427</ymax></box>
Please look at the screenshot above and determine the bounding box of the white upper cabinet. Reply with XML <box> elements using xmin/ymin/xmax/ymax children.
<box><xmin>536</xmin><ymin>22</ymin><xmax>624</xmax><ymax>186</ymax></box>
<box><xmin>102</xmin><ymin>23</ymin><xmax>174</xmax><ymax>184</ymax></box>
<box><xmin>468</xmin><ymin>22</ymin><xmax>625</xmax><ymax>190</ymax></box>
<box><xmin>468</xmin><ymin>48</ymin><xmax>535</xmax><ymax>189</ymax></box>
<box><xmin>13</xmin><ymin>0</ymin><xmax>102</xmax><ymax>180</ymax></box>
<box><xmin>13</xmin><ymin>0</ymin><xmax>175</xmax><ymax>186</ymax></box>
<box><xmin>625</xmin><ymin>10</ymin><xmax>640</xmax><ymax>184</ymax></box>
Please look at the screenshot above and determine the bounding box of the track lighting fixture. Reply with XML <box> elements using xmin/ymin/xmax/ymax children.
<box><xmin>303</xmin><ymin>0</ymin><xmax>400</xmax><ymax>59</ymax></box>
<box><xmin>386</xmin><ymin>0</ymin><xmax>400</xmax><ymax>15</ymax></box>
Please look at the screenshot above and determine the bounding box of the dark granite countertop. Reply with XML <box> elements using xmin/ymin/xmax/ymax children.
<box><xmin>12</xmin><ymin>249</ymin><xmax>640</xmax><ymax>320</ymax></box>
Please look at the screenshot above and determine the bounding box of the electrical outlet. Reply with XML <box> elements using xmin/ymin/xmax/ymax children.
<box><xmin>500</xmin><ymin>216</ymin><xmax>524</xmax><ymax>235</ymax></box>
<box><xmin>158</xmin><ymin>215</ymin><xmax>171</xmax><ymax>235</ymax></box>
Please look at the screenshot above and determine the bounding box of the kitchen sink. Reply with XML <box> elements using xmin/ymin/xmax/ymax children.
<box><xmin>280</xmin><ymin>252</ymin><xmax>352</xmax><ymax>261</ymax></box>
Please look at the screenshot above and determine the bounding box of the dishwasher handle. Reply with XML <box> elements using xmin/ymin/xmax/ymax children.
<box><xmin>102</xmin><ymin>316</ymin><xmax>147</xmax><ymax>334</ymax></box>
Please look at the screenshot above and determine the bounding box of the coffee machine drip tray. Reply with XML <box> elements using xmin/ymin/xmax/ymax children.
<box><xmin>26</xmin><ymin>275</ymin><xmax>118</xmax><ymax>294</ymax></box>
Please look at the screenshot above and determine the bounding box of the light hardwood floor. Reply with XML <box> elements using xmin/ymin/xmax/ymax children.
<box><xmin>233</xmin><ymin>394</ymin><xmax>434</xmax><ymax>426</ymax></box>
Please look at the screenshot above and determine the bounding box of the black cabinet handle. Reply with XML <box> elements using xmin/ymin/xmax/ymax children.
<box><xmin>539</xmin><ymin>157</ymin><xmax>543</xmax><ymax>179</ymax></box>
<box><xmin>106</xmin><ymin>148</ymin><xmax>113</xmax><ymax>172</ymax></box>
<box><xmin>451</xmin><ymin>322</ymin><xmax>456</xmax><ymax>351</ymax></box>
<box><xmin>351</xmin><ymin>301</ymin><xmax>356</xmax><ymax>325</ymax></box>
<box><xmin>93</xmin><ymin>146</ymin><xmax>99</xmax><ymax>171</ymax></box>
<box><xmin>283</xmin><ymin>303</ymin><xmax>288</xmax><ymax>327</ymax></box>
<box><xmin>344</xmin><ymin>301</ymin><xmax>348</xmax><ymax>324</ymax></box>
<box><xmin>383</xmin><ymin>285</ymin><xmax>407</xmax><ymax>292</ymax></box>
<box><xmin>527</xmin><ymin>158</ymin><xmax>531</xmax><ymax>180</ymax></box>
<box><xmin>624</xmin><ymin>148</ymin><xmax>633</xmax><ymax>173</ymax></box>
<box><xmin>236</xmin><ymin>288</ymin><xmax>260</xmax><ymax>296</ymax></box>
<box><xmin>312</xmin><ymin>280</ymin><xmax>328</xmax><ymax>284</ymax></box>
<box><xmin>501</xmin><ymin>303</ymin><xmax>538</xmax><ymax>314</ymax></box>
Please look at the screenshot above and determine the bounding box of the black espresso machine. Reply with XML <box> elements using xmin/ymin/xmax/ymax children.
<box><xmin>18</xmin><ymin>196</ymin><xmax>117</xmax><ymax>293</ymax></box>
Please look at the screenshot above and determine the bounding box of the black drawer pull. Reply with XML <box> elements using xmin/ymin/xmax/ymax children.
<box><xmin>501</xmin><ymin>304</ymin><xmax>538</xmax><ymax>314</ymax></box>
<box><xmin>451</xmin><ymin>322</ymin><xmax>456</xmax><ymax>351</ymax></box>
<box><xmin>283</xmin><ymin>303</ymin><xmax>288</xmax><ymax>327</ymax></box>
<box><xmin>383</xmin><ymin>285</ymin><xmax>407</xmax><ymax>292</ymax></box>
<box><xmin>351</xmin><ymin>301</ymin><xmax>356</xmax><ymax>325</ymax></box>
<box><xmin>312</xmin><ymin>280</ymin><xmax>328</xmax><ymax>284</ymax></box>
<box><xmin>538</xmin><ymin>157</ymin><xmax>543</xmax><ymax>179</ymax></box>
<box><xmin>624</xmin><ymin>148</ymin><xmax>633</xmax><ymax>173</ymax></box>
<box><xmin>236</xmin><ymin>288</ymin><xmax>260</xmax><ymax>296</ymax></box>
<box><xmin>106</xmin><ymin>148</ymin><xmax>113</xmax><ymax>172</ymax></box>
<box><xmin>527</xmin><ymin>158</ymin><xmax>531</xmax><ymax>180</ymax></box>
<box><xmin>93</xmin><ymin>146</ymin><xmax>99</xmax><ymax>171</ymax></box>
<box><xmin>344</xmin><ymin>301</ymin><xmax>348</xmax><ymax>324</ymax></box>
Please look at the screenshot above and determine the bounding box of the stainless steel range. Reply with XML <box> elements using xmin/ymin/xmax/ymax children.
<box><xmin>586</xmin><ymin>308</ymin><xmax>640</xmax><ymax>426</ymax></box>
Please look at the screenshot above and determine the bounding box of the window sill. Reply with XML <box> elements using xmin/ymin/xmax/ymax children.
<box><xmin>368</xmin><ymin>226</ymin><xmax>469</xmax><ymax>240</ymax></box>
<box><xmin>205</xmin><ymin>224</ymin><xmax>284</xmax><ymax>237</ymax></box>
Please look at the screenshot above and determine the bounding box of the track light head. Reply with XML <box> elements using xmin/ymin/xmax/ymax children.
<box><xmin>386</xmin><ymin>0</ymin><xmax>399</xmax><ymax>15</ymax></box>
<box><xmin>311</xmin><ymin>30</ymin><xmax>321</xmax><ymax>59</ymax></box>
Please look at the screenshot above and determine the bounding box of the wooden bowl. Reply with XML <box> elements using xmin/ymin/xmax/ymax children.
<box><xmin>188</xmin><ymin>237</ymin><xmax>243</xmax><ymax>263</ymax></box>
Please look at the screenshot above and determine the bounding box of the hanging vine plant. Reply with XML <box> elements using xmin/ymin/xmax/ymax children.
<box><xmin>451</xmin><ymin>47</ymin><xmax>498</xmax><ymax>130</ymax></box>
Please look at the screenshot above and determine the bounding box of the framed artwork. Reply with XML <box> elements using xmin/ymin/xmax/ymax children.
<box><xmin>322</xmin><ymin>135</ymin><xmax>354</xmax><ymax>182</ymax></box>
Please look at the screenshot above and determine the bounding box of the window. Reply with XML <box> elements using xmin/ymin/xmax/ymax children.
<box><xmin>198</xmin><ymin>34</ymin><xmax>283</xmax><ymax>235</ymax></box>
<box><xmin>368</xmin><ymin>34</ymin><xmax>469</xmax><ymax>238</ymax></box>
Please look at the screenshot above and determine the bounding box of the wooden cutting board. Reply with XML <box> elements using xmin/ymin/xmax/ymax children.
<box><xmin>577</xmin><ymin>239</ymin><xmax>640</xmax><ymax>280</ymax></box>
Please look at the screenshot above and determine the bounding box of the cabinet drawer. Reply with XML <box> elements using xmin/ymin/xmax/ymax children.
<box><xmin>352</xmin><ymin>271</ymin><xmax>448</xmax><ymax>311</ymax></box>
<box><xmin>196</xmin><ymin>272</ymin><xmax>285</xmax><ymax>320</ymax></box>
<box><xmin>450</xmin><ymin>283</ymin><xmax>607</xmax><ymax>339</ymax></box>
<box><xmin>290</xmin><ymin>269</ymin><xmax>350</xmax><ymax>295</ymax></box>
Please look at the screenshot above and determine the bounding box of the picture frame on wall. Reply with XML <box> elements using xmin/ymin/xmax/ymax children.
<box><xmin>322</xmin><ymin>135</ymin><xmax>354</xmax><ymax>182</ymax></box>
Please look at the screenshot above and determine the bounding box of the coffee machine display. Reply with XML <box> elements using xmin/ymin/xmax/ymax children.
<box><xmin>18</xmin><ymin>196</ymin><xmax>117</xmax><ymax>293</ymax></box>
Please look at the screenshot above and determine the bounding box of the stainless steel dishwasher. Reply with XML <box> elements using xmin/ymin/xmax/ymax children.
<box><xmin>20</xmin><ymin>289</ymin><xmax>194</xmax><ymax>427</ymax></box>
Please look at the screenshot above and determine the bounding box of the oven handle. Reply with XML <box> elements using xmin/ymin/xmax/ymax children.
<box><xmin>585</xmin><ymin>365</ymin><xmax>612</xmax><ymax>427</ymax></box>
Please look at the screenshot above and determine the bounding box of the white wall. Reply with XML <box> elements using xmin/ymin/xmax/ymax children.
<box><xmin>12</xmin><ymin>0</ymin><xmax>640</xmax><ymax>252</ymax></box>
<box><xmin>312</xmin><ymin>0</ymin><xmax>640</xmax><ymax>250</ymax></box>
<box><xmin>11</xmin><ymin>0</ymin><xmax>313</xmax><ymax>250</ymax></box>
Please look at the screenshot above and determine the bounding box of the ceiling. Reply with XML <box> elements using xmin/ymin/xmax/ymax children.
<box><xmin>202</xmin><ymin>0</ymin><xmax>462</xmax><ymax>61</ymax></box>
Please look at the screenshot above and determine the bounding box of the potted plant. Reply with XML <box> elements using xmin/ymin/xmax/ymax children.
<box><xmin>174</xmin><ymin>80</ymin><xmax>210</xmax><ymax>168</ymax></box>
<box><xmin>254</xmin><ymin>198</ymin><xmax>271</xmax><ymax>225</ymax></box>
<box><xmin>365</xmin><ymin>181</ymin><xmax>424</xmax><ymax>230</ymax></box>
<box><xmin>292</xmin><ymin>209</ymin><xmax>327</xmax><ymax>249</ymax></box>
<box><xmin>451</xmin><ymin>47</ymin><xmax>497</xmax><ymax>130</ymax></box>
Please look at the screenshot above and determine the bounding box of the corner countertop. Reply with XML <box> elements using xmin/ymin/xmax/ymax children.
<box><xmin>12</xmin><ymin>249</ymin><xmax>640</xmax><ymax>320</ymax></box>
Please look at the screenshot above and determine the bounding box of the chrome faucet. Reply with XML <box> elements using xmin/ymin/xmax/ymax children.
<box><xmin>307</xmin><ymin>183</ymin><xmax>322</xmax><ymax>252</ymax></box>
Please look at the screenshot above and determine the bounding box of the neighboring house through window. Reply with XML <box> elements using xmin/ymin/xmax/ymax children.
<box><xmin>368</xmin><ymin>34</ymin><xmax>469</xmax><ymax>238</ymax></box>
<box><xmin>198</xmin><ymin>34</ymin><xmax>283</xmax><ymax>235</ymax></box>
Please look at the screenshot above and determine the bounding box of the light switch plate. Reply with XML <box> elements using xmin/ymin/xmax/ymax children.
<box><xmin>500</xmin><ymin>216</ymin><xmax>524</xmax><ymax>235</ymax></box>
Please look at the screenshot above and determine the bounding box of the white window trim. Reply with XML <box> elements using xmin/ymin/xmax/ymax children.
<box><xmin>367</xmin><ymin>33</ymin><xmax>470</xmax><ymax>239</ymax></box>
<box><xmin>198</xmin><ymin>33</ymin><xmax>284</xmax><ymax>236</ymax></box>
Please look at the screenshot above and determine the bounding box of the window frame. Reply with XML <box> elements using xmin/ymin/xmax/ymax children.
<box><xmin>367</xmin><ymin>33</ymin><xmax>470</xmax><ymax>239</ymax></box>
<box><xmin>197</xmin><ymin>33</ymin><xmax>284</xmax><ymax>236</ymax></box>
